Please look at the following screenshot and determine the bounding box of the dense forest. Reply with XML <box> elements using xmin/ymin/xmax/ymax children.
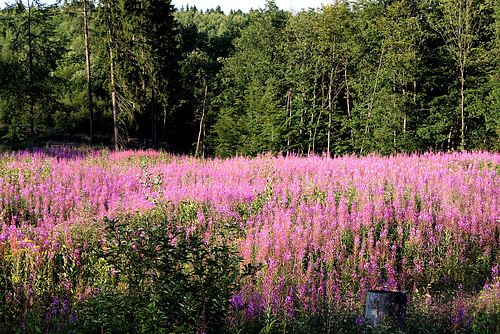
<box><xmin>0</xmin><ymin>0</ymin><xmax>499</xmax><ymax>157</ymax></box>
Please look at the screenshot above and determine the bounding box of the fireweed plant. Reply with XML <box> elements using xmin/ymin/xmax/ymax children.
<box><xmin>1</xmin><ymin>148</ymin><xmax>500</xmax><ymax>332</ymax></box>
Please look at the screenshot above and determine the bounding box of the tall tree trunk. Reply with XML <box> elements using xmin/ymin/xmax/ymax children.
<box><xmin>310</xmin><ymin>74</ymin><xmax>319</xmax><ymax>154</ymax></box>
<box><xmin>286</xmin><ymin>88</ymin><xmax>292</xmax><ymax>149</ymax></box>
<box><xmin>434</xmin><ymin>0</ymin><xmax>479</xmax><ymax>151</ymax></box>
<box><xmin>152</xmin><ymin>89</ymin><xmax>157</xmax><ymax>149</ymax></box>
<box><xmin>195</xmin><ymin>83</ymin><xmax>208</xmax><ymax>158</ymax></box>
<box><xmin>28</xmin><ymin>0</ymin><xmax>34</xmax><ymax>148</ymax></box>
<box><xmin>394</xmin><ymin>129</ymin><xmax>397</xmax><ymax>151</ymax></box>
<box><xmin>326</xmin><ymin>66</ymin><xmax>335</xmax><ymax>157</ymax></box>
<box><xmin>111</xmin><ymin>61</ymin><xmax>117</xmax><ymax>150</ymax></box>
<box><xmin>345</xmin><ymin>63</ymin><xmax>353</xmax><ymax>145</ymax></box>
<box><xmin>460</xmin><ymin>69</ymin><xmax>465</xmax><ymax>150</ymax></box>
<box><xmin>144</xmin><ymin>108</ymin><xmax>148</xmax><ymax>149</ymax></box>
<box><xmin>327</xmin><ymin>112</ymin><xmax>332</xmax><ymax>157</ymax></box>
<box><xmin>360</xmin><ymin>51</ymin><xmax>384</xmax><ymax>155</ymax></box>
<box><xmin>447</xmin><ymin>124</ymin><xmax>454</xmax><ymax>151</ymax></box>
<box><xmin>84</xmin><ymin>0</ymin><xmax>93</xmax><ymax>146</ymax></box>
<box><xmin>141</xmin><ymin>2</ymin><xmax>148</xmax><ymax>149</ymax></box>
<box><xmin>108</xmin><ymin>3</ymin><xmax>118</xmax><ymax>150</ymax></box>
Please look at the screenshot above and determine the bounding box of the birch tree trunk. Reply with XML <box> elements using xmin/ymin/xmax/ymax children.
<box><xmin>195</xmin><ymin>84</ymin><xmax>208</xmax><ymax>158</ymax></box>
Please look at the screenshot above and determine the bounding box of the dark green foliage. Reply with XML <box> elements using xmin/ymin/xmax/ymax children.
<box><xmin>171</xmin><ymin>6</ymin><xmax>248</xmax><ymax>155</ymax></box>
<box><xmin>210</xmin><ymin>0</ymin><xmax>500</xmax><ymax>157</ymax></box>
<box><xmin>0</xmin><ymin>1</ymin><xmax>63</xmax><ymax>146</ymax></box>
<box><xmin>214</xmin><ymin>1</ymin><xmax>289</xmax><ymax>157</ymax></box>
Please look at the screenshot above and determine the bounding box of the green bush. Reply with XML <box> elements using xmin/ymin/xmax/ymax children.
<box><xmin>73</xmin><ymin>211</ymin><xmax>250</xmax><ymax>333</ymax></box>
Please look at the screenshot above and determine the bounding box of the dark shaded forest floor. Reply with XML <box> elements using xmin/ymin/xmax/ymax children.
<box><xmin>0</xmin><ymin>126</ymin><xmax>170</xmax><ymax>151</ymax></box>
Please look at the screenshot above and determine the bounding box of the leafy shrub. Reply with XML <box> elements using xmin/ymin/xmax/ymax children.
<box><xmin>74</xmin><ymin>210</ymin><xmax>252</xmax><ymax>333</ymax></box>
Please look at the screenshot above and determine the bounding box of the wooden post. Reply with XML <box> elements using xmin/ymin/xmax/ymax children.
<box><xmin>365</xmin><ymin>290</ymin><xmax>406</xmax><ymax>328</ymax></box>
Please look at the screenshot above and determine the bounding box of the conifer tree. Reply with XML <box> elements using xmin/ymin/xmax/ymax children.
<box><xmin>97</xmin><ymin>0</ymin><xmax>178</xmax><ymax>149</ymax></box>
<box><xmin>0</xmin><ymin>0</ymin><xmax>59</xmax><ymax>146</ymax></box>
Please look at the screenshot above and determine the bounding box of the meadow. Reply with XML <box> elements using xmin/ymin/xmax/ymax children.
<box><xmin>1</xmin><ymin>148</ymin><xmax>500</xmax><ymax>333</ymax></box>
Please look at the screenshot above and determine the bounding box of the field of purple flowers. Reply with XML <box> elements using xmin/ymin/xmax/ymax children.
<box><xmin>1</xmin><ymin>148</ymin><xmax>500</xmax><ymax>333</ymax></box>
